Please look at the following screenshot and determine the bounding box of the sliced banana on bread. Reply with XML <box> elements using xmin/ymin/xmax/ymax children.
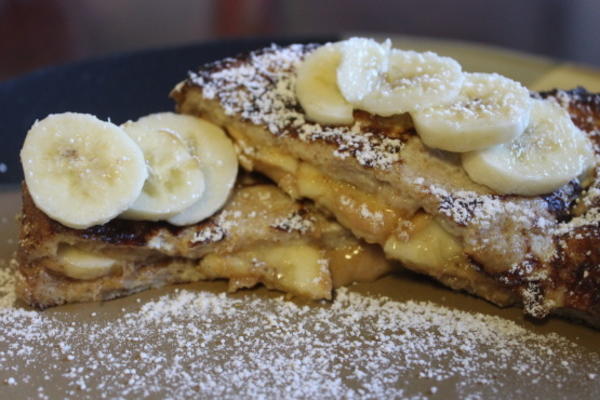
<box><xmin>357</xmin><ymin>49</ymin><xmax>464</xmax><ymax>116</ymax></box>
<box><xmin>412</xmin><ymin>72</ymin><xmax>532</xmax><ymax>152</ymax></box>
<box><xmin>21</xmin><ymin>111</ymin><xmax>238</xmax><ymax>229</ymax></box>
<box><xmin>120</xmin><ymin>112</ymin><xmax>239</xmax><ymax>226</ymax></box>
<box><xmin>121</xmin><ymin>118</ymin><xmax>205</xmax><ymax>220</ymax></box>
<box><xmin>20</xmin><ymin>113</ymin><xmax>148</xmax><ymax>229</ymax></box>
<box><xmin>295</xmin><ymin>43</ymin><xmax>354</xmax><ymax>125</ymax></box>
<box><xmin>462</xmin><ymin>98</ymin><xmax>595</xmax><ymax>195</ymax></box>
<box><xmin>294</xmin><ymin>38</ymin><xmax>594</xmax><ymax>196</ymax></box>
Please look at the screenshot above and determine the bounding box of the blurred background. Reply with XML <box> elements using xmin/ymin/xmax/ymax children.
<box><xmin>1</xmin><ymin>0</ymin><xmax>599</xmax><ymax>81</ymax></box>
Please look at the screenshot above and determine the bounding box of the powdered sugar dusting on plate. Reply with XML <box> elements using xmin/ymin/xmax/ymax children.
<box><xmin>0</xmin><ymin>267</ymin><xmax>598</xmax><ymax>399</ymax></box>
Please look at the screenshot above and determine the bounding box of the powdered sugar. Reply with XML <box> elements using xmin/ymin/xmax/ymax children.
<box><xmin>0</xmin><ymin>266</ymin><xmax>598</xmax><ymax>399</ymax></box>
<box><xmin>192</xmin><ymin>224</ymin><xmax>226</xmax><ymax>244</ymax></box>
<box><xmin>555</xmin><ymin>207</ymin><xmax>600</xmax><ymax>236</ymax></box>
<box><xmin>359</xmin><ymin>203</ymin><xmax>384</xmax><ymax>223</ymax></box>
<box><xmin>428</xmin><ymin>184</ymin><xmax>547</xmax><ymax>229</ymax></box>
<box><xmin>187</xmin><ymin>44</ymin><xmax>404</xmax><ymax>170</ymax></box>
<box><xmin>271</xmin><ymin>210</ymin><xmax>314</xmax><ymax>234</ymax></box>
<box><xmin>191</xmin><ymin>210</ymin><xmax>242</xmax><ymax>244</ymax></box>
<box><xmin>341</xmin><ymin>195</ymin><xmax>384</xmax><ymax>224</ymax></box>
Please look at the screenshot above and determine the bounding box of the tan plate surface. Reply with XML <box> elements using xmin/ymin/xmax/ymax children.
<box><xmin>1</xmin><ymin>37</ymin><xmax>600</xmax><ymax>399</ymax></box>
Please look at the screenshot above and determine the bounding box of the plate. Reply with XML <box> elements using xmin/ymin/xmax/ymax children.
<box><xmin>0</xmin><ymin>37</ymin><xmax>599</xmax><ymax>399</ymax></box>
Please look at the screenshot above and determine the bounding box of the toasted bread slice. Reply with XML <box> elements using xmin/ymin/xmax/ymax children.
<box><xmin>17</xmin><ymin>176</ymin><xmax>391</xmax><ymax>309</ymax></box>
<box><xmin>172</xmin><ymin>44</ymin><xmax>600</xmax><ymax>328</ymax></box>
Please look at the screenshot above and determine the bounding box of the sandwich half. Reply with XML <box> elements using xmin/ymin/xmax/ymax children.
<box><xmin>172</xmin><ymin>42</ymin><xmax>600</xmax><ymax>328</ymax></box>
<box><xmin>17</xmin><ymin>176</ymin><xmax>390</xmax><ymax>309</ymax></box>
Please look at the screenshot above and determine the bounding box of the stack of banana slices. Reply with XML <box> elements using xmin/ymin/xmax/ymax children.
<box><xmin>296</xmin><ymin>37</ymin><xmax>596</xmax><ymax>196</ymax></box>
<box><xmin>20</xmin><ymin>112</ymin><xmax>238</xmax><ymax>229</ymax></box>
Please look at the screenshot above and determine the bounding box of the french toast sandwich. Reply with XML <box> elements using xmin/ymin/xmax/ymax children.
<box><xmin>15</xmin><ymin>109</ymin><xmax>389</xmax><ymax>308</ymax></box>
<box><xmin>17</xmin><ymin>177</ymin><xmax>390</xmax><ymax>309</ymax></box>
<box><xmin>172</xmin><ymin>42</ymin><xmax>600</xmax><ymax>327</ymax></box>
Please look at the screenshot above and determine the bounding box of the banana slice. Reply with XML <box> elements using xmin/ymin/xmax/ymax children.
<box><xmin>20</xmin><ymin>113</ymin><xmax>147</xmax><ymax>229</ymax></box>
<box><xmin>355</xmin><ymin>49</ymin><xmax>464</xmax><ymax>117</ymax></box>
<box><xmin>412</xmin><ymin>72</ymin><xmax>531</xmax><ymax>152</ymax></box>
<box><xmin>336</xmin><ymin>37</ymin><xmax>391</xmax><ymax>104</ymax></box>
<box><xmin>120</xmin><ymin>120</ymin><xmax>205</xmax><ymax>221</ymax></box>
<box><xmin>57</xmin><ymin>245</ymin><xmax>117</xmax><ymax>280</ymax></box>
<box><xmin>462</xmin><ymin>98</ymin><xmax>596</xmax><ymax>196</ymax></box>
<box><xmin>124</xmin><ymin>113</ymin><xmax>238</xmax><ymax>226</ymax></box>
<box><xmin>167</xmin><ymin>114</ymin><xmax>238</xmax><ymax>225</ymax></box>
<box><xmin>295</xmin><ymin>43</ymin><xmax>354</xmax><ymax>125</ymax></box>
